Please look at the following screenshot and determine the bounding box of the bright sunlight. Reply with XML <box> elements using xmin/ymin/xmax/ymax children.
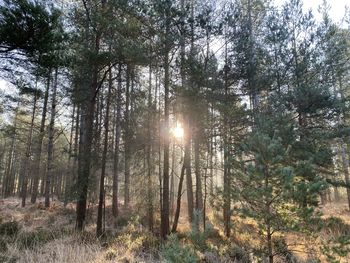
<box><xmin>171</xmin><ymin>124</ymin><xmax>184</xmax><ymax>139</ymax></box>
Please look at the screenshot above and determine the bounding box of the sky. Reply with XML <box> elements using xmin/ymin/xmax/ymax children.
<box><xmin>276</xmin><ymin>0</ymin><xmax>350</xmax><ymax>24</ymax></box>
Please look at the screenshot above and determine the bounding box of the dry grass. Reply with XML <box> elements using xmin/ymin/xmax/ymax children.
<box><xmin>7</xmin><ymin>236</ymin><xmax>101</xmax><ymax>263</ymax></box>
<box><xmin>1</xmin><ymin>198</ymin><xmax>350</xmax><ymax>262</ymax></box>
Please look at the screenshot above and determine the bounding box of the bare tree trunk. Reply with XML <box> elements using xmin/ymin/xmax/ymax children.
<box><xmin>3</xmin><ymin>105</ymin><xmax>19</xmax><ymax>198</ymax></box>
<box><xmin>171</xmin><ymin>163</ymin><xmax>185</xmax><ymax>233</ymax></box>
<box><xmin>157</xmin><ymin>68</ymin><xmax>163</xmax><ymax>221</ymax></box>
<box><xmin>223</xmin><ymin>34</ymin><xmax>231</xmax><ymax>237</ymax></box>
<box><xmin>194</xmin><ymin>135</ymin><xmax>203</xmax><ymax>211</ymax></box>
<box><xmin>147</xmin><ymin>59</ymin><xmax>154</xmax><ymax>231</ymax></box>
<box><xmin>112</xmin><ymin>64</ymin><xmax>122</xmax><ymax>218</ymax></box>
<box><xmin>64</xmin><ymin>104</ymin><xmax>76</xmax><ymax>206</ymax></box>
<box><xmin>340</xmin><ymin>143</ymin><xmax>350</xmax><ymax>210</ymax></box>
<box><xmin>97</xmin><ymin>67</ymin><xmax>112</xmax><ymax>237</ymax></box>
<box><xmin>124</xmin><ymin>65</ymin><xmax>131</xmax><ymax>208</ymax></box>
<box><xmin>45</xmin><ymin>68</ymin><xmax>58</xmax><ymax>208</ymax></box>
<box><xmin>76</xmin><ymin>0</ymin><xmax>106</xmax><ymax>229</ymax></box>
<box><xmin>21</xmin><ymin>92</ymin><xmax>38</xmax><ymax>207</ymax></box>
<box><xmin>31</xmin><ymin>71</ymin><xmax>50</xmax><ymax>203</ymax></box>
<box><xmin>170</xmin><ymin>140</ymin><xmax>175</xmax><ymax>221</ymax></box>
<box><xmin>161</xmin><ymin>11</ymin><xmax>171</xmax><ymax>239</ymax></box>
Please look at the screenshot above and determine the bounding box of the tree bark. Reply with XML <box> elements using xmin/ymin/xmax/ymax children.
<box><xmin>161</xmin><ymin>11</ymin><xmax>171</xmax><ymax>239</ymax></box>
<box><xmin>112</xmin><ymin>64</ymin><xmax>122</xmax><ymax>218</ymax></box>
<box><xmin>3</xmin><ymin>105</ymin><xmax>19</xmax><ymax>198</ymax></box>
<box><xmin>97</xmin><ymin>67</ymin><xmax>112</xmax><ymax>237</ymax></box>
<box><xmin>21</xmin><ymin>92</ymin><xmax>38</xmax><ymax>207</ymax></box>
<box><xmin>124</xmin><ymin>64</ymin><xmax>131</xmax><ymax>208</ymax></box>
<box><xmin>194</xmin><ymin>135</ymin><xmax>203</xmax><ymax>211</ymax></box>
<box><xmin>340</xmin><ymin>143</ymin><xmax>350</xmax><ymax>210</ymax></box>
<box><xmin>64</xmin><ymin>104</ymin><xmax>76</xmax><ymax>206</ymax></box>
<box><xmin>147</xmin><ymin>59</ymin><xmax>154</xmax><ymax>231</ymax></box>
<box><xmin>171</xmin><ymin>163</ymin><xmax>185</xmax><ymax>233</ymax></box>
<box><xmin>45</xmin><ymin>68</ymin><xmax>58</xmax><ymax>208</ymax></box>
<box><xmin>31</xmin><ymin>70</ymin><xmax>50</xmax><ymax>203</ymax></box>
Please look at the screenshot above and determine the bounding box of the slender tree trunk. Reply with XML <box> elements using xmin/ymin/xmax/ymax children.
<box><xmin>124</xmin><ymin>65</ymin><xmax>131</xmax><ymax>208</ymax></box>
<box><xmin>147</xmin><ymin>59</ymin><xmax>154</xmax><ymax>231</ymax></box>
<box><xmin>171</xmin><ymin>163</ymin><xmax>185</xmax><ymax>233</ymax></box>
<box><xmin>170</xmin><ymin>141</ymin><xmax>175</xmax><ymax>221</ymax></box>
<box><xmin>3</xmin><ymin>105</ymin><xmax>19</xmax><ymax>198</ymax></box>
<box><xmin>76</xmin><ymin>0</ymin><xmax>106</xmax><ymax>229</ymax></box>
<box><xmin>45</xmin><ymin>68</ymin><xmax>58</xmax><ymax>208</ymax></box>
<box><xmin>21</xmin><ymin>93</ymin><xmax>38</xmax><ymax>207</ymax></box>
<box><xmin>180</xmin><ymin>0</ymin><xmax>194</xmax><ymax>224</ymax></box>
<box><xmin>265</xmin><ymin>166</ymin><xmax>273</xmax><ymax>263</ymax></box>
<box><xmin>157</xmin><ymin>69</ymin><xmax>163</xmax><ymax>220</ymax></box>
<box><xmin>340</xmin><ymin>143</ymin><xmax>350</xmax><ymax>210</ymax></box>
<box><xmin>161</xmin><ymin>12</ymin><xmax>171</xmax><ymax>239</ymax></box>
<box><xmin>223</xmin><ymin>35</ymin><xmax>231</xmax><ymax>237</ymax></box>
<box><xmin>194</xmin><ymin>135</ymin><xmax>203</xmax><ymax>211</ymax></box>
<box><xmin>97</xmin><ymin>67</ymin><xmax>112</xmax><ymax>237</ymax></box>
<box><xmin>203</xmin><ymin>151</ymin><xmax>209</xmax><ymax>230</ymax></box>
<box><xmin>112</xmin><ymin>64</ymin><xmax>122</xmax><ymax>218</ymax></box>
<box><xmin>73</xmin><ymin>106</ymin><xmax>80</xmax><ymax>184</ymax></box>
<box><xmin>64</xmin><ymin>104</ymin><xmax>76</xmax><ymax>206</ymax></box>
<box><xmin>0</xmin><ymin>141</ymin><xmax>7</xmax><ymax>193</ymax></box>
<box><xmin>31</xmin><ymin>72</ymin><xmax>50</xmax><ymax>203</ymax></box>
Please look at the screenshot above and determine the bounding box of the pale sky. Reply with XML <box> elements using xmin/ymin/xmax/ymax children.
<box><xmin>275</xmin><ymin>0</ymin><xmax>350</xmax><ymax>24</ymax></box>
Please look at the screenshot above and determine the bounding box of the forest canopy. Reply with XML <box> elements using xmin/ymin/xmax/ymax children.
<box><xmin>0</xmin><ymin>0</ymin><xmax>350</xmax><ymax>262</ymax></box>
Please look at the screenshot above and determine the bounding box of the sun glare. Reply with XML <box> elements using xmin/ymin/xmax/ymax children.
<box><xmin>171</xmin><ymin>125</ymin><xmax>184</xmax><ymax>139</ymax></box>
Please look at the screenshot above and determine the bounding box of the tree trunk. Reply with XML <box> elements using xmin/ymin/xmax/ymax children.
<box><xmin>76</xmin><ymin>0</ymin><xmax>106</xmax><ymax>229</ymax></box>
<box><xmin>340</xmin><ymin>143</ymin><xmax>350</xmax><ymax>210</ymax></box>
<box><xmin>223</xmin><ymin>37</ymin><xmax>231</xmax><ymax>238</ymax></box>
<box><xmin>171</xmin><ymin>163</ymin><xmax>185</xmax><ymax>233</ymax></box>
<box><xmin>124</xmin><ymin>64</ymin><xmax>131</xmax><ymax>208</ymax></box>
<box><xmin>97</xmin><ymin>67</ymin><xmax>112</xmax><ymax>237</ymax></box>
<box><xmin>45</xmin><ymin>68</ymin><xmax>58</xmax><ymax>208</ymax></box>
<box><xmin>64</xmin><ymin>104</ymin><xmax>76</xmax><ymax>206</ymax></box>
<box><xmin>31</xmin><ymin>71</ymin><xmax>50</xmax><ymax>203</ymax></box>
<box><xmin>194</xmin><ymin>135</ymin><xmax>203</xmax><ymax>211</ymax></box>
<box><xmin>21</xmin><ymin>92</ymin><xmax>38</xmax><ymax>207</ymax></box>
<box><xmin>161</xmin><ymin>12</ymin><xmax>171</xmax><ymax>239</ymax></box>
<box><xmin>3</xmin><ymin>105</ymin><xmax>19</xmax><ymax>198</ymax></box>
<box><xmin>147</xmin><ymin>59</ymin><xmax>154</xmax><ymax>231</ymax></box>
<box><xmin>112</xmin><ymin>64</ymin><xmax>122</xmax><ymax>218</ymax></box>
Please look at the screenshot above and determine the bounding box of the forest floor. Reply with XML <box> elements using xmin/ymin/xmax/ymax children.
<box><xmin>0</xmin><ymin>198</ymin><xmax>350</xmax><ymax>263</ymax></box>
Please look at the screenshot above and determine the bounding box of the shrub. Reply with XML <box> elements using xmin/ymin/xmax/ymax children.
<box><xmin>105</xmin><ymin>248</ymin><xmax>118</xmax><ymax>260</ymax></box>
<box><xmin>161</xmin><ymin>234</ymin><xmax>198</xmax><ymax>263</ymax></box>
<box><xmin>220</xmin><ymin>243</ymin><xmax>250</xmax><ymax>263</ymax></box>
<box><xmin>188</xmin><ymin>209</ymin><xmax>208</xmax><ymax>251</ymax></box>
<box><xmin>323</xmin><ymin>217</ymin><xmax>350</xmax><ymax>235</ymax></box>
<box><xmin>0</xmin><ymin>221</ymin><xmax>20</xmax><ymax>237</ymax></box>
<box><xmin>188</xmin><ymin>228</ymin><xmax>207</xmax><ymax>251</ymax></box>
<box><xmin>273</xmin><ymin>237</ymin><xmax>298</xmax><ymax>263</ymax></box>
<box><xmin>115</xmin><ymin>229</ymin><xmax>159</xmax><ymax>253</ymax></box>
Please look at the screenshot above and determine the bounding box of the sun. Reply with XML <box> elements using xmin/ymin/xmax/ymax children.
<box><xmin>171</xmin><ymin>124</ymin><xmax>184</xmax><ymax>139</ymax></box>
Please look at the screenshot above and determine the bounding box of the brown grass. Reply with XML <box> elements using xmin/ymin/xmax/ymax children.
<box><xmin>1</xmin><ymin>198</ymin><xmax>350</xmax><ymax>262</ymax></box>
